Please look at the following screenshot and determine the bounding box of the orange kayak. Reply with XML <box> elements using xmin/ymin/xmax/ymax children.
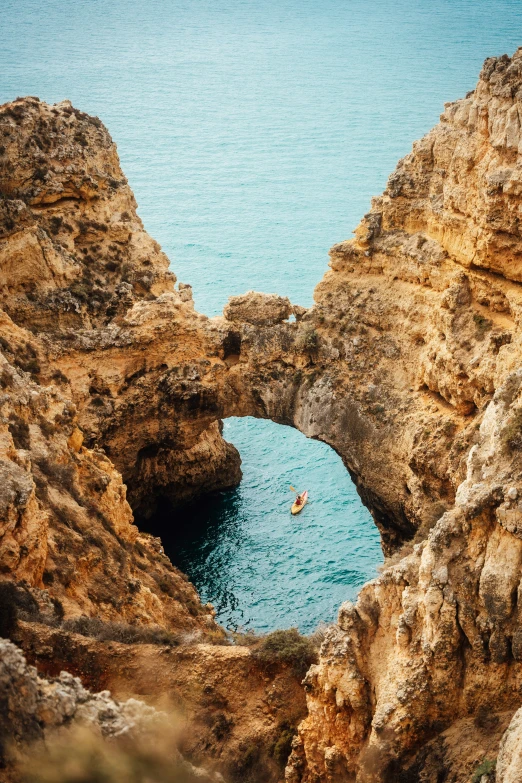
<box><xmin>291</xmin><ymin>490</ymin><xmax>308</xmax><ymax>515</ymax></box>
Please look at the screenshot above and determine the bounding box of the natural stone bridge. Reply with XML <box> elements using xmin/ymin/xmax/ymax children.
<box><xmin>3</xmin><ymin>49</ymin><xmax>522</xmax><ymax>781</ymax></box>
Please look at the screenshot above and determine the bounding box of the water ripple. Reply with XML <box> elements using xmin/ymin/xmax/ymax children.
<box><xmin>163</xmin><ymin>418</ymin><xmax>382</xmax><ymax>633</ymax></box>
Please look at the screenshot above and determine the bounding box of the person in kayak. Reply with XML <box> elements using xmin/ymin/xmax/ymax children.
<box><xmin>295</xmin><ymin>493</ymin><xmax>302</xmax><ymax>506</ymax></box>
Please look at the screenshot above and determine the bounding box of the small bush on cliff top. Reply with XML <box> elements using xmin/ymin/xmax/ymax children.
<box><xmin>471</xmin><ymin>758</ymin><xmax>496</xmax><ymax>783</ymax></box>
<box><xmin>252</xmin><ymin>628</ymin><xmax>317</xmax><ymax>678</ymax></box>
<box><xmin>62</xmin><ymin>616</ymin><xmax>181</xmax><ymax>647</ymax></box>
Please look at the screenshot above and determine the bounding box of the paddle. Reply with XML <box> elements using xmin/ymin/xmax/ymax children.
<box><xmin>290</xmin><ymin>485</ymin><xmax>297</xmax><ymax>493</ymax></box>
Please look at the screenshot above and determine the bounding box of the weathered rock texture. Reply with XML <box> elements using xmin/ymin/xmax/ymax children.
<box><xmin>0</xmin><ymin>96</ymin><xmax>239</xmax><ymax>623</ymax></box>
<box><xmin>0</xmin><ymin>96</ymin><xmax>243</xmax><ymax>518</ymax></box>
<box><xmin>17</xmin><ymin>620</ymin><xmax>307</xmax><ymax>783</ymax></box>
<box><xmin>0</xmin><ymin>637</ymin><xmax>220</xmax><ymax>783</ymax></box>
<box><xmin>224</xmin><ymin>291</ymin><xmax>292</xmax><ymax>326</ymax></box>
<box><xmin>4</xmin><ymin>47</ymin><xmax>522</xmax><ymax>783</ymax></box>
<box><xmin>497</xmin><ymin>706</ymin><xmax>522</xmax><ymax>783</ymax></box>
<box><xmin>0</xmin><ymin>636</ymin><xmax>161</xmax><ymax>745</ymax></box>
<box><xmin>0</xmin><ymin>338</ymin><xmax>217</xmax><ymax>629</ymax></box>
<box><xmin>284</xmin><ymin>48</ymin><xmax>522</xmax><ymax>782</ymax></box>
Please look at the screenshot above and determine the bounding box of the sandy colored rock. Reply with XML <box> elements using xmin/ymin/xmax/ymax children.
<box><xmin>224</xmin><ymin>290</ymin><xmax>292</xmax><ymax>325</ymax></box>
<box><xmin>284</xmin><ymin>48</ymin><xmax>522</xmax><ymax>783</ymax></box>
<box><xmin>4</xmin><ymin>48</ymin><xmax>522</xmax><ymax>782</ymax></box>
<box><xmin>17</xmin><ymin>621</ymin><xmax>307</xmax><ymax>783</ymax></box>
<box><xmin>498</xmin><ymin>707</ymin><xmax>522</xmax><ymax>783</ymax></box>
<box><xmin>0</xmin><ymin>95</ymin><xmax>242</xmax><ymax>521</ymax></box>
<box><xmin>0</xmin><ymin>637</ymin><xmax>220</xmax><ymax>783</ymax></box>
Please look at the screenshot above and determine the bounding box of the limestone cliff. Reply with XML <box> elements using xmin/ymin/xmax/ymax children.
<box><xmin>3</xmin><ymin>47</ymin><xmax>522</xmax><ymax>783</ymax></box>
<box><xmin>285</xmin><ymin>49</ymin><xmax>522</xmax><ymax>782</ymax></box>
<box><xmin>0</xmin><ymin>333</ymin><xmax>217</xmax><ymax>629</ymax></box>
<box><xmin>0</xmin><ymin>96</ymin><xmax>241</xmax><ymax>522</ymax></box>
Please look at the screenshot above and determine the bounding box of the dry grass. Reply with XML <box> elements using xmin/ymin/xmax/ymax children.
<box><xmin>22</xmin><ymin>725</ymin><xmax>207</xmax><ymax>783</ymax></box>
<box><xmin>61</xmin><ymin>616</ymin><xmax>181</xmax><ymax>647</ymax></box>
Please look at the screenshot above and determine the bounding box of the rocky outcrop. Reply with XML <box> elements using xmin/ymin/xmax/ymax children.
<box><xmin>223</xmin><ymin>291</ymin><xmax>292</xmax><ymax>326</ymax></box>
<box><xmin>0</xmin><ymin>637</ymin><xmax>220</xmax><ymax>783</ymax></box>
<box><xmin>284</xmin><ymin>49</ymin><xmax>522</xmax><ymax>782</ymax></box>
<box><xmin>0</xmin><ymin>637</ymin><xmax>161</xmax><ymax>744</ymax></box>
<box><xmin>0</xmin><ymin>96</ymin><xmax>241</xmax><ymax>521</ymax></box>
<box><xmin>0</xmin><ymin>315</ymin><xmax>216</xmax><ymax>628</ymax></box>
<box><xmin>498</xmin><ymin>707</ymin><xmax>522</xmax><ymax>783</ymax></box>
<box><xmin>17</xmin><ymin>620</ymin><xmax>308</xmax><ymax>783</ymax></box>
<box><xmin>3</xmin><ymin>47</ymin><xmax>522</xmax><ymax>783</ymax></box>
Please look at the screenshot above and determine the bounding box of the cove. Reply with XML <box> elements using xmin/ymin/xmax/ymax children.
<box><xmin>145</xmin><ymin>417</ymin><xmax>383</xmax><ymax>633</ymax></box>
<box><xmin>4</xmin><ymin>0</ymin><xmax>520</xmax><ymax>636</ymax></box>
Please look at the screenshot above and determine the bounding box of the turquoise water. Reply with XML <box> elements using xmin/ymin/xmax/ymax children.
<box><xmin>153</xmin><ymin>418</ymin><xmax>382</xmax><ymax>632</ymax></box>
<box><xmin>2</xmin><ymin>0</ymin><xmax>522</xmax><ymax>631</ymax></box>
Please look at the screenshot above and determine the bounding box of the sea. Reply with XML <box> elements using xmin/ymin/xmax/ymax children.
<box><xmin>2</xmin><ymin>0</ymin><xmax>521</xmax><ymax>632</ymax></box>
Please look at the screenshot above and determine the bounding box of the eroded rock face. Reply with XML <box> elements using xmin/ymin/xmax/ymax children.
<box><xmin>17</xmin><ymin>620</ymin><xmax>308</xmax><ymax>783</ymax></box>
<box><xmin>0</xmin><ymin>638</ymin><xmax>220</xmax><ymax>783</ymax></box>
<box><xmin>0</xmin><ymin>316</ymin><xmax>215</xmax><ymax>628</ymax></box>
<box><xmin>498</xmin><ymin>707</ymin><xmax>522</xmax><ymax>783</ymax></box>
<box><xmin>0</xmin><ymin>637</ymin><xmax>162</xmax><ymax>744</ymax></box>
<box><xmin>3</xmin><ymin>47</ymin><xmax>522</xmax><ymax>783</ymax></box>
<box><xmin>284</xmin><ymin>49</ymin><xmax>522</xmax><ymax>782</ymax></box>
<box><xmin>0</xmin><ymin>95</ymin><xmax>241</xmax><ymax>522</ymax></box>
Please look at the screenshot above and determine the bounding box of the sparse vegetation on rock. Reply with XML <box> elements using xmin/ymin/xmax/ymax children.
<box><xmin>252</xmin><ymin>628</ymin><xmax>318</xmax><ymax>678</ymax></box>
<box><xmin>3</xmin><ymin>46</ymin><xmax>522</xmax><ymax>783</ymax></box>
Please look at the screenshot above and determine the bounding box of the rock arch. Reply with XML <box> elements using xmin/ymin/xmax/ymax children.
<box><xmin>4</xmin><ymin>50</ymin><xmax>522</xmax><ymax>781</ymax></box>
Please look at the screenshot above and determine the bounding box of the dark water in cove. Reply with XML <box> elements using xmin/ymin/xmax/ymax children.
<box><xmin>2</xmin><ymin>0</ymin><xmax>522</xmax><ymax>630</ymax></box>
<box><xmin>152</xmin><ymin>418</ymin><xmax>382</xmax><ymax>633</ymax></box>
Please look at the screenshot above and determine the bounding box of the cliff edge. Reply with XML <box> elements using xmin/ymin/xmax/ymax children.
<box><xmin>2</xmin><ymin>48</ymin><xmax>522</xmax><ymax>783</ymax></box>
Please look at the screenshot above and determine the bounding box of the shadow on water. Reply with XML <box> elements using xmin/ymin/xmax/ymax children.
<box><xmin>153</xmin><ymin>488</ymin><xmax>244</xmax><ymax>557</ymax></box>
<box><xmin>143</xmin><ymin>418</ymin><xmax>383</xmax><ymax>634</ymax></box>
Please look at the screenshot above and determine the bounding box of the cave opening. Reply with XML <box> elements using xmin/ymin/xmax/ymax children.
<box><xmin>140</xmin><ymin>417</ymin><xmax>383</xmax><ymax>633</ymax></box>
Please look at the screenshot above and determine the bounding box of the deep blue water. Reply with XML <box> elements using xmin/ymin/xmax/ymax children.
<box><xmin>156</xmin><ymin>418</ymin><xmax>382</xmax><ymax>632</ymax></box>
<box><xmin>2</xmin><ymin>0</ymin><xmax>522</xmax><ymax>631</ymax></box>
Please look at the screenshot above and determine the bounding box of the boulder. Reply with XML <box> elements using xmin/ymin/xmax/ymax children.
<box><xmin>223</xmin><ymin>291</ymin><xmax>292</xmax><ymax>326</ymax></box>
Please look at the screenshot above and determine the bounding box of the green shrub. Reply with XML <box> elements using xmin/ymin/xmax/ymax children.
<box><xmin>232</xmin><ymin>740</ymin><xmax>261</xmax><ymax>777</ymax></box>
<box><xmin>212</xmin><ymin>712</ymin><xmax>233</xmax><ymax>740</ymax></box>
<box><xmin>297</xmin><ymin>327</ymin><xmax>319</xmax><ymax>355</ymax></box>
<box><xmin>0</xmin><ymin>368</ymin><xmax>14</xmax><ymax>388</ymax></box>
<box><xmin>472</xmin><ymin>758</ymin><xmax>496</xmax><ymax>783</ymax></box>
<box><xmin>51</xmin><ymin>369</ymin><xmax>69</xmax><ymax>385</ymax></box>
<box><xmin>0</xmin><ymin>581</ymin><xmax>40</xmax><ymax>638</ymax></box>
<box><xmin>35</xmin><ymin>457</ymin><xmax>81</xmax><ymax>504</ymax></box>
<box><xmin>49</xmin><ymin>216</ymin><xmax>63</xmax><ymax>235</ymax></box>
<box><xmin>8</xmin><ymin>415</ymin><xmax>30</xmax><ymax>449</ymax></box>
<box><xmin>473</xmin><ymin>313</ymin><xmax>492</xmax><ymax>335</ymax></box>
<box><xmin>252</xmin><ymin>628</ymin><xmax>317</xmax><ymax>678</ymax></box>
<box><xmin>39</xmin><ymin>416</ymin><xmax>57</xmax><ymax>439</ymax></box>
<box><xmin>271</xmin><ymin>721</ymin><xmax>296</xmax><ymax>767</ymax></box>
